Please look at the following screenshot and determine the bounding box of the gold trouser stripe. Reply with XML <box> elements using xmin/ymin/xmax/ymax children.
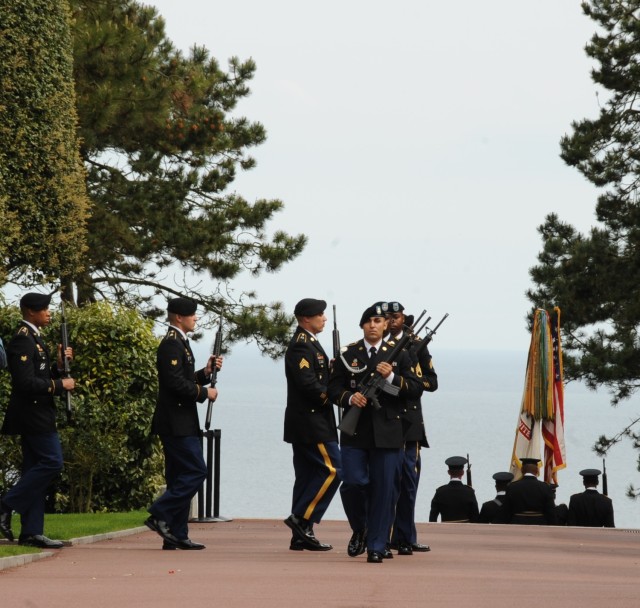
<box><xmin>303</xmin><ymin>443</ymin><xmax>337</xmax><ymax>521</ymax></box>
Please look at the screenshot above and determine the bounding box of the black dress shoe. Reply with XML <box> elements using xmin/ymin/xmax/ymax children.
<box><xmin>347</xmin><ymin>528</ymin><xmax>367</xmax><ymax>557</ymax></box>
<box><xmin>367</xmin><ymin>550</ymin><xmax>384</xmax><ymax>563</ymax></box>
<box><xmin>0</xmin><ymin>502</ymin><xmax>14</xmax><ymax>542</ymax></box>
<box><xmin>284</xmin><ymin>514</ymin><xmax>321</xmax><ymax>549</ymax></box>
<box><xmin>144</xmin><ymin>516</ymin><xmax>181</xmax><ymax>545</ymax></box>
<box><xmin>176</xmin><ymin>538</ymin><xmax>205</xmax><ymax>550</ymax></box>
<box><xmin>18</xmin><ymin>535</ymin><xmax>64</xmax><ymax>549</ymax></box>
<box><xmin>412</xmin><ymin>542</ymin><xmax>431</xmax><ymax>552</ymax></box>
<box><xmin>289</xmin><ymin>537</ymin><xmax>305</xmax><ymax>551</ymax></box>
<box><xmin>289</xmin><ymin>536</ymin><xmax>332</xmax><ymax>551</ymax></box>
<box><xmin>382</xmin><ymin>547</ymin><xmax>394</xmax><ymax>559</ymax></box>
<box><xmin>397</xmin><ymin>542</ymin><xmax>413</xmax><ymax>555</ymax></box>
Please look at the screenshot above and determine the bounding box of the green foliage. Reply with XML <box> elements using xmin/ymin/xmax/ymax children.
<box><xmin>63</xmin><ymin>0</ymin><xmax>304</xmax><ymax>355</ymax></box>
<box><xmin>0</xmin><ymin>0</ymin><xmax>89</xmax><ymax>283</ymax></box>
<box><xmin>527</xmin><ymin>0</ymin><xmax>640</xmax><ymax>477</ymax></box>
<box><xmin>0</xmin><ymin>301</ymin><xmax>164</xmax><ymax>512</ymax></box>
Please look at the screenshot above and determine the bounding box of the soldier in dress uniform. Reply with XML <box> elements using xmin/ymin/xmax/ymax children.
<box><xmin>567</xmin><ymin>469</ymin><xmax>615</xmax><ymax>528</ymax></box>
<box><xmin>429</xmin><ymin>456</ymin><xmax>479</xmax><ymax>523</ymax></box>
<box><xmin>328</xmin><ymin>303</ymin><xmax>422</xmax><ymax>563</ymax></box>
<box><xmin>144</xmin><ymin>297</ymin><xmax>222</xmax><ymax>550</ymax></box>
<box><xmin>502</xmin><ymin>457</ymin><xmax>556</xmax><ymax>525</ymax></box>
<box><xmin>385</xmin><ymin>301</ymin><xmax>437</xmax><ymax>555</ymax></box>
<box><xmin>0</xmin><ymin>292</ymin><xmax>75</xmax><ymax>548</ymax></box>
<box><xmin>283</xmin><ymin>298</ymin><xmax>341</xmax><ymax>551</ymax></box>
<box><xmin>550</xmin><ymin>484</ymin><xmax>569</xmax><ymax>525</ymax></box>
<box><xmin>478</xmin><ymin>472</ymin><xmax>513</xmax><ymax>524</ymax></box>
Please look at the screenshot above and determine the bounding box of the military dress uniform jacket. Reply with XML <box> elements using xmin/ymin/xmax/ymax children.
<box><xmin>328</xmin><ymin>339</ymin><xmax>422</xmax><ymax>449</ymax></box>
<box><xmin>478</xmin><ymin>494</ymin><xmax>508</xmax><ymax>524</ymax></box>
<box><xmin>502</xmin><ymin>476</ymin><xmax>556</xmax><ymax>525</ymax></box>
<box><xmin>152</xmin><ymin>328</ymin><xmax>211</xmax><ymax>437</ymax></box>
<box><xmin>389</xmin><ymin>335</ymin><xmax>438</xmax><ymax>446</ymax></box>
<box><xmin>283</xmin><ymin>326</ymin><xmax>336</xmax><ymax>445</ymax></box>
<box><xmin>567</xmin><ymin>490</ymin><xmax>615</xmax><ymax>527</ymax></box>
<box><xmin>1</xmin><ymin>322</ymin><xmax>65</xmax><ymax>435</ymax></box>
<box><xmin>429</xmin><ymin>481</ymin><xmax>479</xmax><ymax>522</ymax></box>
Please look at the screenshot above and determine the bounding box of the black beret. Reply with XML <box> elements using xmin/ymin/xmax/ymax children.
<box><xmin>20</xmin><ymin>292</ymin><xmax>52</xmax><ymax>311</ymax></box>
<box><xmin>359</xmin><ymin>303</ymin><xmax>387</xmax><ymax>327</ymax></box>
<box><xmin>579</xmin><ymin>468</ymin><xmax>601</xmax><ymax>477</ymax></box>
<box><xmin>493</xmin><ymin>472</ymin><xmax>514</xmax><ymax>483</ymax></box>
<box><xmin>386</xmin><ymin>301</ymin><xmax>404</xmax><ymax>313</ymax></box>
<box><xmin>167</xmin><ymin>297</ymin><xmax>197</xmax><ymax>316</ymax></box>
<box><xmin>520</xmin><ymin>458</ymin><xmax>541</xmax><ymax>466</ymax></box>
<box><xmin>445</xmin><ymin>456</ymin><xmax>468</xmax><ymax>470</ymax></box>
<box><xmin>294</xmin><ymin>298</ymin><xmax>326</xmax><ymax>317</ymax></box>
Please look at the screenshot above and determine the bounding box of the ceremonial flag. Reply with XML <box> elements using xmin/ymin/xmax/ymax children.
<box><xmin>542</xmin><ymin>307</ymin><xmax>566</xmax><ymax>484</ymax></box>
<box><xmin>510</xmin><ymin>308</ymin><xmax>565</xmax><ymax>482</ymax></box>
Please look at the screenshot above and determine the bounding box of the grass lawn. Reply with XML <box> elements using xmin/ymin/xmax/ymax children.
<box><xmin>0</xmin><ymin>509</ymin><xmax>148</xmax><ymax>558</ymax></box>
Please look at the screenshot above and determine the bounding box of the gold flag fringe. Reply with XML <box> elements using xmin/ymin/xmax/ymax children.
<box><xmin>520</xmin><ymin>309</ymin><xmax>554</xmax><ymax>421</ymax></box>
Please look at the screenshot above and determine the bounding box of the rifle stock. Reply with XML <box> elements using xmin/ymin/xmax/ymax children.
<box><xmin>338</xmin><ymin>310</ymin><xmax>427</xmax><ymax>436</ymax></box>
<box><xmin>204</xmin><ymin>317</ymin><xmax>223</xmax><ymax>430</ymax></box>
<box><xmin>60</xmin><ymin>302</ymin><xmax>73</xmax><ymax>423</ymax></box>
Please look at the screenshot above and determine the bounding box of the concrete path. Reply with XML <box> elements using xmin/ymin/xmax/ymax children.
<box><xmin>1</xmin><ymin>520</ymin><xmax>638</xmax><ymax>608</ymax></box>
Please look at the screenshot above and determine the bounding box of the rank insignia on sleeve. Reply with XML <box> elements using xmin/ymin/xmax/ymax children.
<box><xmin>171</xmin><ymin>359</ymin><xmax>178</xmax><ymax>366</ymax></box>
<box><xmin>20</xmin><ymin>355</ymin><xmax>27</xmax><ymax>362</ymax></box>
<box><xmin>299</xmin><ymin>358</ymin><xmax>310</xmax><ymax>369</ymax></box>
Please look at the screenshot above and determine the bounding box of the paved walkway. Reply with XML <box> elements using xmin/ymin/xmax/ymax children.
<box><xmin>1</xmin><ymin>520</ymin><xmax>638</xmax><ymax>608</ymax></box>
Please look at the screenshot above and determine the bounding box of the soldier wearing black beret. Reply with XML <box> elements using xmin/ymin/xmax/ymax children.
<box><xmin>567</xmin><ymin>468</ymin><xmax>615</xmax><ymax>527</ymax></box>
<box><xmin>283</xmin><ymin>298</ymin><xmax>340</xmax><ymax>551</ymax></box>
<box><xmin>328</xmin><ymin>303</ymin><xmax>422</xmax><ymax>563</ymax></box>
<box><xmin>145</xmin><ymin>297</ymin><xmax>222</xmax><ymax>550</ymax></box>
<box><xmin>429</xmin><ymin>456</ymin><xmax>479</xmax><ymax>523</ymax></box>
<box><xmin>0</xmin><ymin>292</ymin><xmax>75</xmax><ymax>549</ymax></box>
<box><xmin>385</xmin><ymin>301</ymin><xmax>438</xmax><ymax>554</ymax></box>
<box><xmin>478</xmin><ymin>472</ymin><xmax>513</xmax><ymax>524</ymax></box>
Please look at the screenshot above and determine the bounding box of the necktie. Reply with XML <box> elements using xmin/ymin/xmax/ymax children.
<box><xmin>369</xmin><ymin>346</ymin><xmax>377</xmax><ymax>358</ymax></box>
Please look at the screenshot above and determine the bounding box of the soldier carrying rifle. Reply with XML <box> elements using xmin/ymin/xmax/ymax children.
<box><xmin>328</xmin><ymin>302</ymin><xmax>422</xmax><ymax>564</ymax></box>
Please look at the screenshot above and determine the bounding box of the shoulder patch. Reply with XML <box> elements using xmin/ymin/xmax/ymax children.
<box><xmin>296</xmin><ymin>332</ymin><xmax>308</xmax><ymax>342</ymax></box>
<box><xmin>166</xmin><ymin>329</ymin><xmax>178</xmax><ymax>340</ymax></box>
<box><xmin>18</xmin><ymin>326</ymin><xmax>29</xmax><ymax>335</ymax></box>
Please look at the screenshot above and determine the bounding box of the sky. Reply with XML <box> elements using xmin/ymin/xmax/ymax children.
<box><xmin>147</xmin><ymin>1</ymin><xmax>601</xmax><ymax>352</ymax></box>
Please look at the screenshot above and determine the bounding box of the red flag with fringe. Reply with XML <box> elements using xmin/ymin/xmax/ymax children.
<box><xmin>541</xmin><ymin>307</ymin><xmax>566</xmax><ymax>484</ymax></box>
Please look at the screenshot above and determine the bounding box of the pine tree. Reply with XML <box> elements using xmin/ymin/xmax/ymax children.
<box><xmin>527</xmin><ymin>0</ymin><xmax>640</xmax><ymax>474</ymax></box>
<box><xmin>69</xmin><ymin>0</ymin><xmax>305</xmax><ymax>354</ymax></box>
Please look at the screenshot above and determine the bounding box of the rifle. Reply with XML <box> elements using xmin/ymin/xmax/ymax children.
<box><xmin>332</xmin><ymin>305</ymin><xmax>342</xmax><ymax>423</ymax></box>
<box><xmin>60</xmin><ymin>302</ymin><xmax>73</xmax><ymax>423</ymax></box>
<box><xmin>466</xmin><ymin>453</ymin><xmax>473</xmax><ymax>487</ymax></box>
<box><xmin>602</xmin><ymin>458</ymin><xmax>608</xmax><ymax>496</ymax></box>
<box><xmin>204</xmin><ymin>317</ymin><xmax>223</xmax><ymax>431</ymax></box>
<box><xmin>414</xmin><ymin>312</ymin><xmax>449</xmax><ymax>357</ymax></box>
<box><xmin>338</xmin><ymin>310</ymin><xmax>428</xmax><ymax>436</ymax></box>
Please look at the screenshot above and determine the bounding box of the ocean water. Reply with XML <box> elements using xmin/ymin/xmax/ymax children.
<box><xmin>194</xmin><ymin>345</ymin><xmax>639</xmax><ymax>530</ymax></box>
